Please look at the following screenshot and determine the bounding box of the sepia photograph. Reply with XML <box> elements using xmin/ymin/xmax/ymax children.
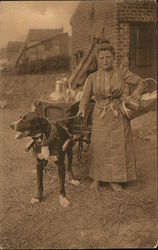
<box><xmin>0</xmin><ymin>0</ymin><xmax>157</xmax><ymax>249</ymax></box>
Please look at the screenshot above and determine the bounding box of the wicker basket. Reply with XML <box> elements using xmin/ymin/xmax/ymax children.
<box><xmin>122</xmin><ymin>78</ymin><xmax>157</xmax><ymax>120</ymax></box>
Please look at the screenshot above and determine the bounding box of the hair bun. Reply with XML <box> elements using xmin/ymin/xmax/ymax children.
<box><xmin>95</xmin><ymin>42</ymin><xmax>115</xmax><ymax>58</ymax></box>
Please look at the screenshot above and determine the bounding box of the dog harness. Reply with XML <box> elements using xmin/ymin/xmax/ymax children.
<box><xmin>25</xmin><ymin>123</ymin><xmax>70</xmax><ymax>151</ymax></box>
<box><xmin>42</xmin><ymin>124</ymin><xmax>58</xmax><ymax>146</ymax></box>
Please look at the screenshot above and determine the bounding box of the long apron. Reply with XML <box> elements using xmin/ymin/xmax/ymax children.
<box><xmin>79</xmin><ymin>68</ymin><xmax>143</xmax><ymax>182</ymax></box>
<box><xmin>89</xmin><ymin>99</ymin><xmax>137</xmax><ymax>182</ymax></box>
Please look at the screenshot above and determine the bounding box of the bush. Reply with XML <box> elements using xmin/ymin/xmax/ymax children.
<box><xmin>16</xmin><ymin>55</ymin><xmax>71</xmax><ymax>74</ymax></box>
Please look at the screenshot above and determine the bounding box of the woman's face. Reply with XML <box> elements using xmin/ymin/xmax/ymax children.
<box><xmin>97</xmin><ymin>50</ymin><xmax>114</xmax><ymax>70</ymax></box>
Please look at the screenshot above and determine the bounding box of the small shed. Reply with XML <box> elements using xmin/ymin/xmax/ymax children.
<box><xmin>0</xmin><ymin>48</ymin><xmax>7</xmax><ymax>59</ymax></box>
<box><xmin>70</xmin><ymin>0</ymin><xmax>157</xmax><ymax>79</ymax></box>
<box><xmin>6</xmin><ymin>41</ymin><xmax>24</xmax><ymax>63</ymax></box>
<box><xmin>27</xmin><ymin>28</ymin><xmax>63</xmax><ymax>47</ymax></box>
<box><xmin>25</xmin><ymin>33</ymin><xmax>70</xmax><ymax>61</ymax></box>
<box><xmin>15</xmin><ymin>29</ymin><xmax>71</xmax><ymax>66</ymax></box>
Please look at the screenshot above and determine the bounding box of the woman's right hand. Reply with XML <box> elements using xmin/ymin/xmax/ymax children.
<box><xmin>77</xmin><ymin>109</ymin><xmax>85</xmax><ymax>118</ymax></box>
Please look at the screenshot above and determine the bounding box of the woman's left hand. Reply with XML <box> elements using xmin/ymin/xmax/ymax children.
<box><xmin>131</xmin><ymin>90</ymin><xmax>141</xmax><ymax>101</ymax></box>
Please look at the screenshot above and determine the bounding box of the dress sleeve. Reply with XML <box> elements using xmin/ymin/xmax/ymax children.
<box><xmin>78</xmin><ymin>74</ymin><xmax>93</xmax><ymax>113</ymax></box>
<box><xmin>121</xmin><ymin>67</ymin><xmax>146</xmax><ymax>95</ymax></box>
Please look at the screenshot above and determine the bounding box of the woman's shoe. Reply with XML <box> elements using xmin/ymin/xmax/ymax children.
<box><xmin>109</xmin><ymin>182</ymin><xmax>123</xmax><ymax>191</ymax></box>
<box><xmin>90</xmin><ymin>181</ymin><xmax>100</xmax><ymax>190</ymax></box>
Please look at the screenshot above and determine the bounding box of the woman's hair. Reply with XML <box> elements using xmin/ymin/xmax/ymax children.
<box><xmin>84</xmin><ymin>42</ymin><xmax>116</xmax><ymax>77</ymax></box>
<box><xmin>96</xmin><ymin>43</ymin><xmax>115</xmax><ymax>58</ymax></box>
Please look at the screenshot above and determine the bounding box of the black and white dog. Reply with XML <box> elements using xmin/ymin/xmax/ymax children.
<box><xmin>10</xmin><ymin>112</ymin><xmax>80</xmax><ymax>207</ymax></box>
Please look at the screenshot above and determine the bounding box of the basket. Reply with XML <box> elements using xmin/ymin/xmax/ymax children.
<box><xmin>122</xmin><ymin>78</ymin><xmax>157</xmax><ymax>120</ymax></box>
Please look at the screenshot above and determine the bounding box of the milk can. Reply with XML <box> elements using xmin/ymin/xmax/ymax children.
<box><xmin>49</xmin><ymin>79</ymin><xmax>69</xmax><ymax>102</ymax></box>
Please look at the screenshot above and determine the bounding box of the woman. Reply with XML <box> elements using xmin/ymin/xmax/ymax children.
<box><xmin>78</xmin><ymin>44</ymin><xmax>145</xmax><ymax>191</ymax></box>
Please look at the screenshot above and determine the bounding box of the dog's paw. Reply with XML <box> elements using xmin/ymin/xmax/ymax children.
<box><xmin>59</xmin><ymin>195</ymin><xmax>70</xmax><ymax>208</ymax></box>
<box><xmin>31</xmin><ymin>197</ymin><xmax>40</xmax><ymax>204</ymax></box>
<box><xmin>69</xmin><ymin>179</ymin><xmax>80</xmax><ymax>186</ymax></box>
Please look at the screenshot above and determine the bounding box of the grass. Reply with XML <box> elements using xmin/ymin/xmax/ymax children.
<box><xmin>0</xmin><ymin>109</ymin><xmax>157</xmax><ymax>249</ymax></box>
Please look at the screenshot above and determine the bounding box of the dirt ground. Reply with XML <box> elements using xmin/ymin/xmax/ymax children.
<box><xmin>0</xmin><ymin>107</ymin><xmax>157</xmax><ymax>249</ymax></box>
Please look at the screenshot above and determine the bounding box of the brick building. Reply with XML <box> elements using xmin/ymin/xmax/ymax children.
<box><xmin>70</xmin><ymin>0</ymin><xmax>157</xmax><ymax>79</ymax></box>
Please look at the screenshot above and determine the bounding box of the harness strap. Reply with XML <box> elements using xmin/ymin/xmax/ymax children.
<box><xmin>42</xmin><ymin>124</ymin><xmax>58</xmax><ymax>146</ymax></box>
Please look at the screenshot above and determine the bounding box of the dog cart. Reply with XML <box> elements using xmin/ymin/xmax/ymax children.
<box><xmin>33</xmin><ymin>95</ymin><xmax>94</xmax><ymax>161</ymax></box>
<box><xmin>33</xmin><ymin>30</ymin><xmax>157</xmax><ymax>160</ymax></box>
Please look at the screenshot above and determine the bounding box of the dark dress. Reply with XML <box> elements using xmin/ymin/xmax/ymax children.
<box><xmin>79</xmin><ymin>67</ymin><xmax>145</xmax><ymax>182</ymax></box>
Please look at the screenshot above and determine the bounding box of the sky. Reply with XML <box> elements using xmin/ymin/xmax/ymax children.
<box><xmin>0</xmin><ymin>1</ymin><xmax>80</xmax><ymax>48</ymax></box>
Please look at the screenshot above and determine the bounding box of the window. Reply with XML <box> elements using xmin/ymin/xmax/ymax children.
<box><xmin>135</xmin><ymin>25</ymin><xmax>156</xmax><ymax>66</ymax></box>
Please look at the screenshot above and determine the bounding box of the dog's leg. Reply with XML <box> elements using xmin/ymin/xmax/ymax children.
<box><xmin>31</xmin><ymin>159</ymin><xmax>47</xmax><ymax>204</ymax></box>
<box><xmin>36</xmin><ymin>159</ymin><xmax>45</xmax><ymax>201</ymax></box>
<box><xmin>57</xmin><ymin>153</ymin><xmax>70</xmax><ymax>208</ymax></box>
<box><xmin>67</xmin><ymin>148</ymin><xmax>80</xmax><ymax>186</ymax></box>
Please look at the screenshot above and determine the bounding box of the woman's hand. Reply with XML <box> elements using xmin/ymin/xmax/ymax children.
<box><xmin>77</xmin><ymin>109</ymin><xmax>85</xmax><ymax>118</ymax></box>
<box><xmin>131</xmin><ymin>90</ymin><xmax>141</xmax><ymax>101</ymax></box>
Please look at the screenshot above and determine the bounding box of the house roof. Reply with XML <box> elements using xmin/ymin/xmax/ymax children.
<box><xmin>7</xmin><ymin>41</ymin><xmax>24</xmax><ymax>52</ymax></box>
<box><xmin>26</xmin><ymin>32</ymin><xmax>68</xmax><ymax>49</ymax></box>
<box><xmin>14</xmin><ymin>32</ymin><xmax>70</xmax><ymax>67</ymax></box>
<box><xmin>118</xmin><ymin>0</ymin><xmax>156</xmax><ymax>22</ymax></box>
<box><xmin>27</xmin><ymin>28</ymin><xmax>63</xmax><ymax>42</ymax></box>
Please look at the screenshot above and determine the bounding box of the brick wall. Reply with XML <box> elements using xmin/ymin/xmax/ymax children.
<box><xmin>71</xmin><ymin>0</ymin><xmax>156</xmax><ymax>70</ymax></box>
<box><xmin>118</xmin><ymin>0</ymin><xmax>156</xmax><ymax>22</ymax></box>
<box><xmin>71</xmin><ymin>0</ymin><xmax>120</xmax><ymax>69</ymax></box>
<box><xmin>71</xmin><ymin>1</ymin><xmax>92</xmax><ymax>68</ymax></box>
<box><xmin>118</xmin><ymin>22</ymin><xmax>130</xmax><ymax>67</ymax></box>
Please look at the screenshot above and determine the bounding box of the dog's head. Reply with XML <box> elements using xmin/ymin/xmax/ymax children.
<box><xmin>10</xmin><ymin>112</ymin><xmax>51</xmax><ymax>140</ymax></box>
